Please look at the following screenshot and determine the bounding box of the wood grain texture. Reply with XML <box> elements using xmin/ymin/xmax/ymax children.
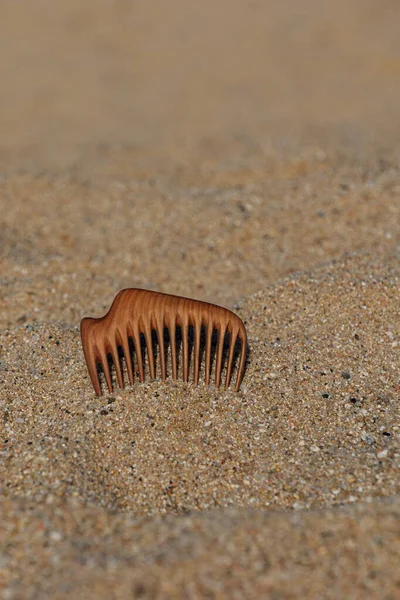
<box><xmin>81</xmin><ymin>289</ymin><xmax>248</xmax><ymax>395</ymax></box>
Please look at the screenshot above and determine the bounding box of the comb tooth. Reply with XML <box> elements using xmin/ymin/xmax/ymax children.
<box><xmin>193</xmin><ymin>319</ymin><xmax>201</xmax><ymax>385</ymax></box>
<box><xmin>144</xmin><ymin>320</ymin><xmax>156</xmax><ymax>379</ymax></box>
<box><xmin>225</xmin><ymin>328</ymin><xmax>237</xmax><ymax>389</ymax></box>
<box><xmin>121</xmin><ymin>333</ymin><xmax>134</xmax><ymax>386</ymax></box>
<box><xmin>99</xmin><ymin>347</ymin><xmax>113</xmax><ymax>393</ymax></box>
<box><xmin>169</xmin><ymin>318</ymin><xmax>177</xmax><ymax>380</ymax></box>
<box><xmin>182</xmin><ymin>318</ymin><xmax>189</xmax><ymax>383</ymax></box>
<box><xmin>156</xmin><ymin>316</ymin><xmax>166</xmax><ymax>380</ymax></box>
<box><xmin>205</xmin><ymin>324</ymin><xmax>213</xmax><ymax>385</ymax></box>
<box><xmin>92</xmin><ymin>368</ymin><xmax>102</xmax><ymax>396</ymax></box>
<box><xmin>235</xmin><ymin>328</ymin><xmax>247</xmax><ymax>392</ymax></box>
<box><xmin>215</xmin><ymin>324</ymin><xmax>226</xmax><ymax>388</ymax></box>
<box><xmin>133</xmin><ymin>325</ymin><xmax>145</xmax><ymax>382</ymax></box>
<box><xmin>81</xmin><ymin>319</ymin><xmax>102</xmax><ymax>395</ymax></box>
<box><xmin>111</xmin><ymin>339</ymin><xmax>124</xmax><ymax>390</ymax></box>
<box><xmin>88</xmin><ymin>349</ymin><xmax>102</xmax><ymax>396</ymax></box>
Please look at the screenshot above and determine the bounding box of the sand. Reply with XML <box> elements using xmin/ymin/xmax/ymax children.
<box><xmin>1</xmin><ymin>1</ymin><xmax>400</xmax><ymax>598</ymax></box>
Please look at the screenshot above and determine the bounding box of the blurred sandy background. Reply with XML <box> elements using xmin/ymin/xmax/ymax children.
<box><xmin>1</xmin><ymin>1</ymin><xmax>400</xmax><ymax>598</ymax></box>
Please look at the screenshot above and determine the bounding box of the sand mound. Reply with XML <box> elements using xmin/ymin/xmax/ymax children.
<box><xmin>1</xmin><ymin>256</ymin><xmax>400</xmax><ymax>597</ymax></box>
<box><xmin>2</xmin><ymin>256</ymin><xmax>399</xmax><ymax>518</ymax></box>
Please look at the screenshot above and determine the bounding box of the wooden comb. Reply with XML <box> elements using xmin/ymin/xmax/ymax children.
<box><xmin>80</xmin><ymin>289</ymin><xmax>247</xmax><ymax>395</ymax></box>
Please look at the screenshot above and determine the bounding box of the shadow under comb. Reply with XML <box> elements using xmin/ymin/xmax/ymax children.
<box><xmin>80</xmin><ymin>289</ymin><xmax>248</xmax><ymax>395</ymax></box>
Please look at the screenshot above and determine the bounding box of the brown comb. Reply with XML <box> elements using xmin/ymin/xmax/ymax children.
<box><xmin>80</xmin><ymin>289</ymin><xmax>247</xmax><ymax>395</ymax></box>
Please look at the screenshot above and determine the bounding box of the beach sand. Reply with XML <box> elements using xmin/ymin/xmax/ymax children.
<box><xmin>1</xmin><ymin>1</ymin><xmax>400</xmax><ymax>598</ymax></box>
